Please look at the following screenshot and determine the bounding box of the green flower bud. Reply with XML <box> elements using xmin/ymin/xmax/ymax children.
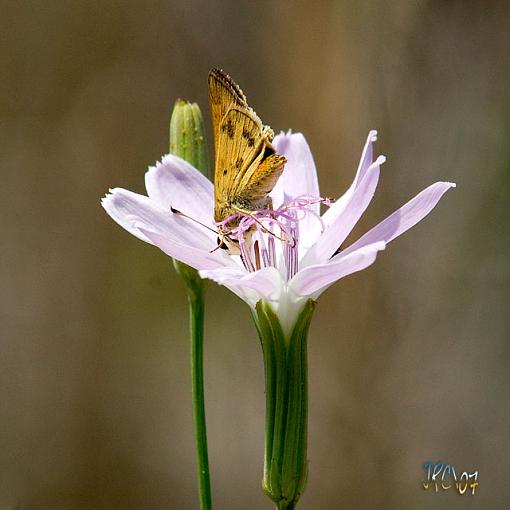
<box><xmin>169</xmin><ymin>100</ymin><xmax>211</xmax><ymax>287</ymax></box>
<box><xmin>169</xmin><ymin>99</ymin><xmax>210</xmax><ymax>179</ymax></box>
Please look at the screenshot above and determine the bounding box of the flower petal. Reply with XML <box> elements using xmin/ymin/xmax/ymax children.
<box><xmin>102</xmin><ymin>189</ymin><xmax>154</xmax><ymax>244</ymax></box>
<box><xmin>139</xmin><ymin>228</ymin><xmax>233</xmax><ymax>271</ymax></box>
<box><xmin>301</xmin><ymin>156</ymin><xmax>384</xmax><ymax>267</ymax></box>
<box><xmin>296</xmin><ymin>130</ymin><xmax>381</xmax><ymax>256</ymax></box>
<box><xmin>102</xmin><ymin>188</ymin><xmax>216</xmax><ymax>249</ymax></box>
<box><xmin>342</xmin><ymin>181</ymin><xmax>456</xmax><ymax>256</ymax></box>
<box><xmin>270</xmin><ymin>132</ymin><xmax>322</xmax><ymax>253</ymax></box>
<box><xmin>145</xmin><ymin>154</ymin><xmax>214</xmax><ymax>226</ymax></box>
<box><xmin>271</xmin><ymin>132</ymin><xmax>320</xmax><ymax>206</ymax></box>
<box><xmin>321</xmin><ymin>130</ymin><xmax>380</xmax><ymax>228</ymax></box>
<box><xmin>355</xmin><ymin>130</ymin><xmax>379</xmax><ymax>186</ymax></box>
<box><xmin>290</xmin><ymin>242</ymin><xmax>386</xmax><ymax>297</ymax></box>
<box><xmin>199</xmin><ymin>266</ymin><xmax>283</xmax><ymax>306</ymax></box>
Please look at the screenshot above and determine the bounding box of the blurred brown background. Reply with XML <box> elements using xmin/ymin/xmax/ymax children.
<box><xmin>1</xmin><ymin>1</ymin><xmax>509</xmax><ymax>509</ymax></box>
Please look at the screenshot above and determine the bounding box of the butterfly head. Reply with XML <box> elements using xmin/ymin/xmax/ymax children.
<box><xmin>214</xmin><ymin>230</ymin><xmax>240</xmax><ymax>254</ymax></box>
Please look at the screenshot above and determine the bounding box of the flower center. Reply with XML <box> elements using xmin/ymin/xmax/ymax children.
<box><xmin>216</xmin><ymin>196</ymin><xmax>331</xmax><ymax>280</ymax></box>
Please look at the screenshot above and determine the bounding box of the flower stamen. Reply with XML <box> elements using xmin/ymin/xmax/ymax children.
<box><xmin>215</xmin><ymin>195</ymin><xmax>330</xmax><ymax>278</ymax></box>
<box><xmin>254</xmin><ymin>240</ymin><xmax>261</xmax><ymax>271</ymax></box>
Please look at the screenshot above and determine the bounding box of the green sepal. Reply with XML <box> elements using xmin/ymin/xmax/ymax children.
<box><xmin>252</xmin><ymin>300</ymin><xmax>316</xmax><ymax>510</ymax></box>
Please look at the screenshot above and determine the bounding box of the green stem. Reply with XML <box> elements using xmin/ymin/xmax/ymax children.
<box><xmin>277</xmin><ymin>503</ymin><xmax>296</xmax><ymax>510</ymax></box>
<box><xmin>187</xmin><ymin>280</ymin><xmax>212</xmax><ymax>510</ymax></box>
<box><xmin>169</xmin><ymin>99</ymin><xmax>212</xmax><ymax>510</ymax></box>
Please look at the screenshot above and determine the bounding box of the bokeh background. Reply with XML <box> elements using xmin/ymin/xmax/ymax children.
<box><xmin>1</xmin><ymin>1</ymin><xmax>509</xmax><ymax>509</ymax></box>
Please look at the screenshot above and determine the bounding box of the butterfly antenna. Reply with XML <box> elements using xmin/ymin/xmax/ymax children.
<box><xmin>170</xmin><ymin>206</ymin><xmax>219</xmax><ymax>235</ymax></box>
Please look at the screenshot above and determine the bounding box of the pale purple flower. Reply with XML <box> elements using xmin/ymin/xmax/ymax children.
<box><xmin>102</xmin><ymin>131</ymin><xmax>454</xmax><ymax>332</ymax></box>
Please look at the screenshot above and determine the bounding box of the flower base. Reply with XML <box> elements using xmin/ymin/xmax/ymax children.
<box><xmin>252</xmin><ymin>299</ymin><xmax>315</xmax><ymax>510</ymax></box>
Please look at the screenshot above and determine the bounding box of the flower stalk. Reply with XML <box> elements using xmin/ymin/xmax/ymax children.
<box><xmin>252</xmin><ymin>300</ymin><xmax>316</xmax><ymax>510</ymax></box>
<box><xmin>169</xmin><ymin>100</ymin><xmax>212</xmax><ymax>510</ymax></box>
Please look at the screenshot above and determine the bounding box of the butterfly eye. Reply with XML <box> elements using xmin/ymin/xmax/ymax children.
<box><xmin>262</xmin><ymin>145</ymin><xmax>275</xmax><ymax>160</ymax></box>
<box><xmin>217</xmin><ymin>237</ymin><xmax>229</xmax><ymax>250</ymax></box>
